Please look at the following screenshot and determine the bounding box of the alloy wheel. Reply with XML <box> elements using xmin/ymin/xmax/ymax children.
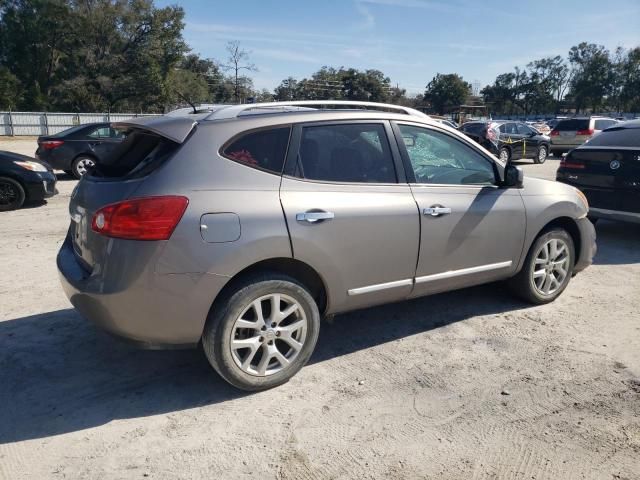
<box><xmin>230</xmin><ymin>293</ymin><xmax>307</xmax><ymax>376</ymax></box>
<box><xmin>0</xmin><ymin>181</ymin><xmax>18</xmax><ymax>205</ymax></box>
<box><xmin>531</xmin><ymin>238</ymin><xmax>570</xmax><ymax>296</ymax></box>
<box><xmin>75</xmin><ymin>158</ymin><xmax>95</xmax><ymax>176</ymax></box>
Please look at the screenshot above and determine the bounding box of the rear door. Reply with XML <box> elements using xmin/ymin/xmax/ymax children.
<box><xmin>393</xmin><ymin>122</ymin><xmax>525</xmax><ymax>297</ymax></box>
<box><xmin>500</xmin><ymin>122</ymin><xmax>524</xmax><ymax>159</ymax></box>
<box><xmin>280</xmin><ymin>121</ymin><xmax>420</xmax><ymax>313</ymax></box>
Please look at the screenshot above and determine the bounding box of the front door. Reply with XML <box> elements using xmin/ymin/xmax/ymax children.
<box><xmin>393</xmin><ymin>122</ymin><xmax>526</xmax><ymax>297</ymax></box>
<box><xmin>280</xmin><ymin>121</ymin><xmax>420</xmax><ymax>313</ymax></box>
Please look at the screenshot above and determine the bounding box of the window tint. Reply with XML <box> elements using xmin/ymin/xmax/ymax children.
<box><xmin>594</xmin><ymin>119</ymin><xmax>616</xmax><ymax>130</ymax></box>
<box><xmin>295</xmin><ymin>123</ymin><xmax>396</xmax><ymax>183</ymax></box>
<box><xmin>498</xmin><ymin>124</ymin><xmax>507</xmax><ymax>133</ymax></box>
<box><xmin>398</xmin><ymin>124</ymin><xmax>495</xmax><ymax>186</ymax></box>
<box><xmin>517</xmin><ymin>123</ymin><xmax>533</xmax><ymax>135</ymax></box>
<box><xmin>223</xmin><ymin>127</ymin><xmax>290</xmax><ymax>174</ymax></box>
<box><xmin>586</xmin><ymin>128</ymin><xmax>640</xmax><ymax>147</ymax></box>
<box><xmin>462</xmin><ymin>123</ymin><xmax>484</xmax><ymax>134</ymax></box>
<box><xmin>555</xmin><ymin>119</ymin><xmax>589</xmax><ymax>131</ymax></box>
<box><xmin>88</xmin><ymin>126</ymin><xmax>111</xmax><ymax>138</ymax></box>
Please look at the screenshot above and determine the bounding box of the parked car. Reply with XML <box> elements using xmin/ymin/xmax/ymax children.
<box><xmin>57</xmin><ymin>101</ymin><xmax>595</xmax><ymax>391</ymax></box>
<box><xmin>459</xmin><ymin>120</ymin><xmax>551</xmax><ymax>164</ymax></box>
<box><xmin>545</xmin><ymin>118</ymin><xmax>566</xmax><ymax>131</ymax></box>
<box><xmin>36</xmin><ymin>123</ymin><xmax>126</xmax><ymax>178</ymax></box>
<box><xmin>549</xmin><ymin>116</ymin><xmax>617</xmax><ymax>157</ymax></box>
<box><xmin>430</xmin><ymin>115</ymin><xmax>458</xmax><ymax>129</ymax></box>
<box><xmin>0</xmin><ymin>151</ymin><xmax>56</xmax><ymax>211</ymax></box>
<box><xmin>531</xmin><ymin>121</ymin><xmax>551</xmax><ymax>135</ymax></box>
<box><xmin>556</xmin><ymin>119</ymin><xmax>640</xmax><ymax>224</ymax></box>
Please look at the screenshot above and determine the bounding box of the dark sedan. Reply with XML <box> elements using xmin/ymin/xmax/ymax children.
<box><xmin>459</xmin><ymin>120</ymin><xmax>551</xmax><ymax>164</ymax></box>
<box><xmin>556</xmin><ymin>120</ymin><xmax>640</xmax><ymax>224</ymax></box>
<box><xmin>36</xmin><ymin>123</ymin><xmax>125</xmax><ymax>178</ymax></box>
<box><xmin>0</xmin><ymin>151</ymin><xmax>57</xmax><ymax>211</ymax></box>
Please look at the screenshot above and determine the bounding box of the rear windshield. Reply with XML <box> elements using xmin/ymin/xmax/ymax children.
<box><xmin>91</xmin><ymin>129</ymin><xmax>179</xmax><ymax>179</ymax></box>
<box><xmin>586</xmin><ymin>128</ymin><xmax>640</xmax><ymax>148</ymax></box>
<box><xmin>554</xmin><ymin>119</ymin><xmax>589</xmax><ymax>131</ymax></box>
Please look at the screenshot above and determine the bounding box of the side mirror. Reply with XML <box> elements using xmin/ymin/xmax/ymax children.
<box><xmin>503</xmin><ymin>164</ymin><xmax>524</xmax><ymax>188</ymax></box>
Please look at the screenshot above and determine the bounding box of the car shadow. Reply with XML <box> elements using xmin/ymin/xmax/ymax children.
<box><xmin>0</xmin><ymin>283</ymin><xmax>527</xmax><ymax>444</ymax></box>
<box><xmin>54</xmin><ymin>172</ymin><xmax>76</xmax><ymax>181</ymax></box>
<box><xmin>592</xmin><ymin>219</ymin><xmax>640</xmax><ymax>265</ymax></box>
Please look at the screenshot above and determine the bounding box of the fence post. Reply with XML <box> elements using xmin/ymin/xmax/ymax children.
<box><xmin>8</xmin><ymin>109</ymin><xmax>14</xmax><ymax>136</ymax></box>
<box><xmin>43</xmin><ymin>112</ymin><xmax>49</xmax><ymax>136</ymax></box>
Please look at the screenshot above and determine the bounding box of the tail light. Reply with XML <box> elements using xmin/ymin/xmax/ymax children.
<box><xmin>559</xmin><ymin>156</ymin><xmax>585</xmax><ymax>169</ymax></box>
<box><xmin>91</xmin><ymin>196</ymin><xmax>189</xmax><ymax>240</ymax></box>
<box><xmin>550</xmin><ymin>130</ymin><xmax>559</xmax><ymax>136</ymax></box>
<box><xmin>576</xmin><ymin>128</ymin><xmax>594</xmax><ymax>136</ymax></box>
<box><xmin>39</xmin><ymin>140</ymin><xmax>64</xmax><ymax>150</ymax></box>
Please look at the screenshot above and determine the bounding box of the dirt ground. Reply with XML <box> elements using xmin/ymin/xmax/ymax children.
<box><xmin>1</xmin><ymin>138</ymin><xmax>639</xmax><ymax>480</ymax></box>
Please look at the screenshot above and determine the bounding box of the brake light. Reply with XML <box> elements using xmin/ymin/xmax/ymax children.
<box><xmin>91</xmin><ymin>196</ymin><xmax>189</xmax><ymax>240</ymax></box>
<box><xmin>559</xmin><ymin>157</ymin><xmax>585</xmax><ymax>169</ymax></box>
<box><xmin>550</xmin><ymin>130</ymin><xmax>559</xmax><ymax>136</ymax></box>
<box><xmin>576</xmin><ymin>129</ymin><xmax>594</xmax><ymax>136</ymax></box>
<box><xmin>39</xmin><ymin>140</ymin><xmax>64</xmax><ymax>150</ymax></box>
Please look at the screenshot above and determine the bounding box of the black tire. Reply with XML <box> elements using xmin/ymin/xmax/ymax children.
<box><xmin>499</xmin><ymin>147</ymin><xmax>511</xmax><ymax>163</ymax></box>
<box><xmin>508</xmin><ymin>228</ymin><xmax>575</xmax><ymax>305</ymax></box>
<box><xmin>202</xmin><ymin>273</ymin><xmax>320</xmax><ymax>391</ymax></box>
<box><xmin>0</xmin><ymin>176</ymin><xmax>26</xmax><ymax>212</ymax></box>
<box><xmin>71</xmin><ymin>156</ymin><xmax>96</xmax><ymax>179</ymax></box>
<box><xmin>63</xmin><ymin>170</ymin><xmax>73</xmax><ymax>176</ymax></box>
<box><xmin>534</xmin><ymin>145</ymin><xmax>548</xmax><ymax>164</ymax></box>
<box><xmin>551</xmin><ymin>150</ymin><xmax>562</xmax><ymax>158</ymax></box>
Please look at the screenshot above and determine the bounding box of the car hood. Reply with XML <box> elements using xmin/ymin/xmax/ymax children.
<box><xmin>0</xmin><ymin>151</ymin><xmax>53</xmax><ymax>171</ymax></box>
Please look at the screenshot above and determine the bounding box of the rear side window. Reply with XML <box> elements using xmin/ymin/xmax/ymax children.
<box><xmin>88</xmin><ymin>126</ymin><xmax>111</xmax><ymax>138</ymax></box>
<box><xmin>222</xmin><ymin>127</ymin><xmax>290</xmax><ymax>174</ymax></box>
<box><xmin>586</xmin><ymin>128</ymin><xmax>640</xmax><ymax>147</ymax></box>
<box><xmin>462</xmin><ymin>123</ymin><xmax>484</xmax><ymax>134</ymax></box>
<box><xmin>294</xmin><ymin>123</ymin><xmax>396</xmax><ymax>183</ymax></box>
<box><xmin>555</xmin><ymin>119</ymin><xmax>589</xmax><ymax>131</ymax></box>
<box><xmin>594</xmin><ymin>119</ymin><xmax>616</xmax><ymax>130</ymax></box>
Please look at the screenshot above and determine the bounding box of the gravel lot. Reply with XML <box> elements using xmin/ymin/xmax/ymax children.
<box><xmin>1</xmin><ymin>138</ymin><xmax>639</xmax><ymax>480</ymax></box>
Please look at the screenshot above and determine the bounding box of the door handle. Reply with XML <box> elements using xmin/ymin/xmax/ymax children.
<box><xmin>423</xmin><ymin>206</ymin><xmax>451</xmax><ymax>217</ymax></box>
<box><xmin>296</xmin><ymin>211</ymin><xmax>335</xmax><ymax>223</ymax></box>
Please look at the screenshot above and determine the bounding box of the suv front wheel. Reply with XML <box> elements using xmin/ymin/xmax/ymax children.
<box><xmin>202</xmin><ymin>273</ymin><xmax>320</xmax><ymax>391</ymax></box>
<box><xmin>508</xmin><ymin>228</ymin><xmax>575</xmax><ymax>304</ymax></box>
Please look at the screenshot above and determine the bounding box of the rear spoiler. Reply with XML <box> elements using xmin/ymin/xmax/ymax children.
<box><xmin>112</xmin><ymin>116</ymin><xmax>197</xmax><ymax>144</ymax></box>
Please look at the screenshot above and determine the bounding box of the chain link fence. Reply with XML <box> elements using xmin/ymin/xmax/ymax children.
<box><xmin>0</xmin><ymin>112</ymin><xmax>158</xmax><ymax>136</ymax></box>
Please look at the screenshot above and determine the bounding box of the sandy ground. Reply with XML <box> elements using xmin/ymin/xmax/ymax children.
<box><xmin>1</xmin><ymin>138</ymin><xmax>639</xmax><ymax>480</ymax></box>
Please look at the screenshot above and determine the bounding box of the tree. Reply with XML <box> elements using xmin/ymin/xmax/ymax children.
<box><xmin>568</xmin><ymin>42</ymin><xmax>613</xmax><ymax>113</ymax></box>
<box><xmin>424</xmin><ymin>73</ymin><xmax>470</xmax><ymax>114</ymax></box>
<box><xmin>223</xmin><ymin>41</ymin><xmax>256</xmax><ymax>103</ymax></box>
<box><xmin>274</xmin><ymin>77</ymin><xmax>300</xmax><ymax>101</ymax></box>
<box><xmin>0</xmin><ymin>67</ymin><xmax>22</xmax><ymax>109</ymax></box>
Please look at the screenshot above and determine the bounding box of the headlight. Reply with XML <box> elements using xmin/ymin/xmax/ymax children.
<box><xmin>575</xmin><ymin>188</ymin><xmax>589</xmax><ymax>211</ymax></box>
<box><xmin>14</xmin><ymin>160</ymin><xmax>48</xmax><ymax>172</ymax></box>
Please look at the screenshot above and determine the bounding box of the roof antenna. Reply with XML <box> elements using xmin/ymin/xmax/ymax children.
<box><xmin>176</xmin><ymin>90</ymin><xmax>197</xmax><ymax>114</ymax></box>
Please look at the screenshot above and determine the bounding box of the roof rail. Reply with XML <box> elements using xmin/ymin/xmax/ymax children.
<box><xmin>203</xmin><ymin>100</ymin><xmax>430</xmax><ymax>120</ymax></box>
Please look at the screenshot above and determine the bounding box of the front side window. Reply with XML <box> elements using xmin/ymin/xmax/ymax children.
<box><xmin>398</xmin><ymin>124</ymin><xmax>496</xmax><ymax>186</ymax></box>
<box><xmin>87</xmin><ymin>126</ymin><xmax>111</xmax><ymax>138</ymax></box>
<box><xmin>222</xmin><ymin>127</ymin><xmax>290</xmax><ymax>174</ymax></box>
<box><xmin>294</xmin><ymin>123</ymin><xmax>396</xmax><ymax>183</ymax></box>
<box><xmin>517</xmin><ymin>123</ymin><xmax>534</xmax><ymax>135</ymax></box>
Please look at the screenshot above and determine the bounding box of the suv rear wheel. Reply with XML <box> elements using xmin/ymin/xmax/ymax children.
<box><xmin>508</xmin><ymin>228</ymin><xmax>575</xmax><ymax>304</ymax></box>
<box><xmin>202</xmin><ymin>273</ymin><xmax>320</xmax><ymax>391</ymax></box>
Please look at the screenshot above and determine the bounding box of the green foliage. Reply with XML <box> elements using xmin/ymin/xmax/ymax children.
<box><xmin>423</xmin><ymin>73</ymin><xmax>471</xmax><ymax>114</ymax></box>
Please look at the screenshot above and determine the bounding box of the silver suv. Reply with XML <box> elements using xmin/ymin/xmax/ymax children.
<box><xmin>58</xmin><ymin>101</ymin><xmax>596</xmax><ymax>391</ymax></box>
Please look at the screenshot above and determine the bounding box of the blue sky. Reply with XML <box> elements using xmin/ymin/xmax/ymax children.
<box><xmin>156</xmin><ymin>0</ymin><xmax>640</xmax><ymax>95</ymax></box>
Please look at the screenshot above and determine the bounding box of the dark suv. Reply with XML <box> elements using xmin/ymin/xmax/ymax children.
<box><xmin>460</xmin><ymin>120</ymin><xmax>551</xmax><ymax>164</ymax></box>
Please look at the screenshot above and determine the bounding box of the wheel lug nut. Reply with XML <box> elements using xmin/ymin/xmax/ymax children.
<box><xmin>275</xmin><ymin>331</ymin><xmax>281</xmax><ymax>337</ymax></box>
<box><xmin>268</xmin><ymin>340</ymin><xmax>273</xmax><ymax>345</ymax></box>
<box><xmin>259</xmin><ymin>337</ymin><xmax>264</xmax><ymax>342</ymax></box>
<box><xmin>261</xmin><ymin>326</ymin><xmax>266</xmax><ymax>331</ymax></box>
<box><xmin>271</xmin><ymin>322</ymin><xmax>276</xmax><ymax>327</ymax></box>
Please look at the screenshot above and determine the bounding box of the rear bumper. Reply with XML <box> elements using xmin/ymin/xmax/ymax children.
<box><xmin>589</xmin><ymin>208</ymin><xmax>640</xmax><ymax>224</ymax></box>
<box><xmin>57</xmin><ymin>235</ymin><xmax>230</xmax><ymax>348</ymax></box>
<box><xmin>574</xmin><ymin>216</ymin><xmax>597</xmax><ymax>273</ymax></box>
